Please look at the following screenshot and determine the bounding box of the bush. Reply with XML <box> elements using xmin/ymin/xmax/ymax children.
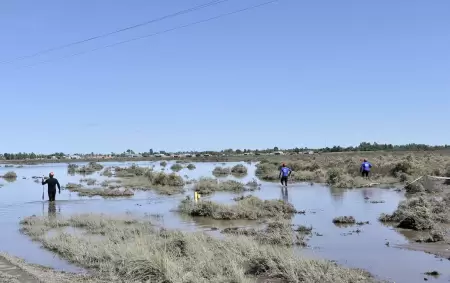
<box><xmin>187</xmin><ymin>164</ymin><xmax>196</xmax><ymax>170</ymax></box>
<box><xmin>160</xmin><ymin>161</ymin><xmax>167</xmax><ymax>167</ymax></box>
<box><xmin>231</xmin><ymin>164</ymin><xmax>248</xmax><ymax>175</ymax></box>
<box><xmin>332</xmin><ymin>216</ymin><xmax>356</xmax><ymax>224</ymax></box>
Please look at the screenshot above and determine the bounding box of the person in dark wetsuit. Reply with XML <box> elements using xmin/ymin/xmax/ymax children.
<box><xmin>279</xmin><ymin>163</ymin><xmax>292</xmax><ymax>187</ymax></box>
<box><xmin>42</xmin><ymin>172</ymin><xmax>61</xmax><ymax>201</ymax></box>
<box><xmin>360</xmin><ymin>159</ymin><xmax>372</xmax><ymax>179</ymax></box>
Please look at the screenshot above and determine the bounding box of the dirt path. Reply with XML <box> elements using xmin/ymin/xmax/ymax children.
<box><xmin>0</xmin><ymin>255</ymin><xmax>38</xmax><ymax>283</ymax></box>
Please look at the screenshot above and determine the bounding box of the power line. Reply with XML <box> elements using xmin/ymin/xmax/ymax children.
<box><xmin>0</xmin><ymin>0</ymin><xmax>230</xmax><ymax>65</ymax></box>
<box><xmin>17</xmin><ymin>0</ymin><xmax>280</xmax><ymax>70</ymax></box>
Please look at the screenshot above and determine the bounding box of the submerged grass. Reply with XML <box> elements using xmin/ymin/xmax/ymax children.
<box><xmin>68</xmin><ymin>186</ymin><xmax>134</xmax><ymax>198</ymax></box>
<box><xmin>231</xmin><ymin>164</ymin><xmax>248</xmax><ymax>176</ymax></box>
<box><xmin>212</xmin><ymin>166</ymin><xmax>231</xmax><ymax>176</ymax></box>
<box><xmin>1</xmin><ymin>171</ymin><xmax>17</xmax><ymax>179</ymax></box>
<box><xmin>178</xmin><ymin>196</ymin><xmax>298</xmax><ymax>220</ymax></box>
<box><xmin>20</xmin><ymin>213</ymin><xmax>374</xmax><ymax>283</ymax></box>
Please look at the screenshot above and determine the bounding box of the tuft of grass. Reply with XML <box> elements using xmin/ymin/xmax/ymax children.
<box><xmin>160</xmin><ymin>161</ymin><xmax>167</xmax><ymax>167</ymax></box>
<box><xmin>19</xmin><ymin>213</ymin><xmax>375</xmax><ymax>283</ymax></box>
<box><xmin>424</xmin><ymin>271</ymin><xmax>440</xmax><ymax>276</ymax></box>
<box><xmin>332</xmin><ymin>216</ymin><xmax>356</xmax><ymax>224</ymax></box>
<box><xmin>222</xmin><ymin>220</ymin><xmax>307</xmax><ymax>246</ymax></box>
<box><xmin>194</xmin><ymin>178</ymin><xmax>256</xmax><ymax>195</ymax></box>
<box><xmin>178</xmin><ymin>196</ymin><xmax>298</xmax><ymax>220</ymax></box>
<box><xmin>74</xmin><ymin>162</ymin><xmax>104</xmax><ymax>174</ymax></box>
<box><xmin>2</xmin><ymin>171</ymin><xmax>17</xmax><ymax>179</ymax></box>
<box><xmin>101</xmin><ymin>167</ymin><xmax>113</xmax><ymax>177</ymax></box>
<box><xmin>79</xmin><ymin>178</ymin><xmax>97</xmax><ymax>186</ymax></box>
<box><xmin>114</xmin><ymin>164</ymin><xmax>148</xmax><ymax>177</ymax></box>
<box><xmin>378</xmin><ymin>195</ymin><xmax>450</xmax><ymax>230</ymax></box>
<box><xmin>68</xmin><ymin>186</ymin><xmax>134</xmax><ymax>198</ymax></box>
<box><xmin>231</xmin><ymin>164</ymin><xmax>248</xmax><ymax>175</ymax></box>
<box><xmin>187</xmin><ymin>164</ymin><xmax>196</xmax><ymax>170</ymax></box>
<box><xmin>212</xmin><ymin>166</ymin><xmax>231</xmax><ymax>176</ymax></box>
<box><xmin>170</xmin><ymin>164</ymin><xmax>183</xmax><ymax>172</ymax></box>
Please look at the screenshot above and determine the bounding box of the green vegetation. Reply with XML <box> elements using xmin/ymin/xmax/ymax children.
<box><xmin>178</xmin><ymin>196</ymin><xmax>298</xmax><ymax>220</ymax></box>
<box><xmin>19</xmin><ymin>213</ymin><xmax>374</xmax><ymax>283</ymax></box>
<box><xmin>187</xmin><ymin>164</ymin><xmax>196</xmax><ymax>170</ymax></box>
<box><xmin>231</xmin><ymin>164</ymin><xmax>248</xmax><ymax>175</ymax></box>
<box><xmin>160</xmin><ymin>161</ymin><xmax>167</xmax><ymax>167</ymax></box>
<box><xmin>73</xmin><ymin>162</ymin><xmax>104</xmax><ymax>174</ymax></box>
<box><xmin>67</xmin><ymin>186</ymin><xmax>134</xmax><ymax>198</ymax></box>
<box><xmin>79</xmin><ymin>178</ymin><xmax>97</xmax><ymax>186</ymax></box>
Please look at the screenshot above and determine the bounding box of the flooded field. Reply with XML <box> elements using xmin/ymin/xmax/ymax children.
<box><xmin>0</xmin><ymin>161</ymin><xmax>449</xmax><ymax>283</ymax></box>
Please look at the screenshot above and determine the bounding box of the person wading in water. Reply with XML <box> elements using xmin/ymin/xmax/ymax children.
<box><xmin>279</xmin><ymin>163</ymin><xmax>292</xmax><ymax>187</ymax></box>
<box><xmin>42</xmin><ymin>172</ymin><xmax>61</xmax><ymax>201</ymax></box>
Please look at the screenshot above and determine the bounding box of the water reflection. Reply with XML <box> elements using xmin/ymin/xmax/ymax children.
<box><xmin>281</xmin><ymin>187</ymin><xmax>289</xmax><ymax>203</ymax></box>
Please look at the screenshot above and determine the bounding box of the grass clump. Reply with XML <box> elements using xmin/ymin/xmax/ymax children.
<box><xmin>160</xmin><ymin>161</ymin><xmax>167</xmax><ymax>167</ymax></box>
<box><xmin>170</xmin><ymin>164</ymin><xmax>183</xmax><ymax>172</ymax></box>
<box><xmin>1</xmin><ymin>171</ymin><xmax>17</xmax><ymax>179</ymax></box>
<box><xmin>187</xmin><ymin>164</ymin><xmax>196</xmax><ymax>170</ymax></box>
<box><xmin>178</xmin><ymin>196</ymin><xmax>298</xmax><ymax>220</ymax></box>
<box><xmin>212</xmin><ymin>166</ymin><xmax>231</xmax><ymax>176</ymax></box>
<box><xmin>115</xmin><ymin>164</ymin><xmax>148</xmax><ymax>177</ymax></box>
<box><xmin>222</xmin><ymin>220</ymin><xmax>307</xmax><ymax>246</ymax></box>
<box><xmin>332</xmin><ymin>216</ymin><xmax>356</xmax><ymax>224</ymax></box>
<box><xmin>79</xmin><ymin>178</ymin><xmax>97</xmax><ymax>186</ymax></box>
<box><xmin>379</xmin><ymin>195</ymin><xmax>450</xmax><ymax>230</ymax></box>
<box><xmin>67</xmin><ymin>163</ymin><xmax>79</xmax><ymax>173</ymax></box>
<box><xmin>68</xmin><ymin>187</ymin><xmax>134</xmax><ymax>198</ymax></box>
<box><xmin>231</xmin><ymin>164</ymin><xmax>248</xmax><ymax>175</ymax></box>
<box><xmin>101</xmin><ymin>167</ymin><xmax>113</xmax><ymax>177</ymax></box>
<box><xmin>194</xmin><ymin>178</ymin><xmax>256</xmax><ymax>195</ymax></box>
<box><xmin>74</xmin><ymin>162</ymin><xmax>104</xmax><ymax>174</ymax></box>
<box><xmin>19</xmin><ymin>213</ymin><xmax>375</xmax><ymax>283</ymax></box>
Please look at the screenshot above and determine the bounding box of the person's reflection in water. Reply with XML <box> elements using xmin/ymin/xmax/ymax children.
<box><xmin>48</xmin><ymin>201</ymin><xmax>57</xmax><ymax>219</ymax></box>
<box><xmin>281</xmin><ymin>187</ymin><xmax>289</xmax><ymax>203</ymax></box>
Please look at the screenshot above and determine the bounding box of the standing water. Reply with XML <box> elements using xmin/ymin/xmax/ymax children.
<box><xmin>0</xmin><ymin>161</ymin><xmax>448</xmax><ymax>283</ymax></box>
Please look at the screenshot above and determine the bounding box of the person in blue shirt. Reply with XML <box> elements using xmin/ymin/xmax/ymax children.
<box><xmin>360</xmin><ymin>159</ymin><xmax>372</xmax><ymax>178</ymax></box>
<box><xmin>279</xmin><ymin>163</ymin><xmax>292</xmax><ymax>187</ymax></box>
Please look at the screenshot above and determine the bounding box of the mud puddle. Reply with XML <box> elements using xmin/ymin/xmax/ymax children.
<box><xmin>0</xmin><ymin>161</ymin><xmax>450</xmax><ymax>282</ymax></box>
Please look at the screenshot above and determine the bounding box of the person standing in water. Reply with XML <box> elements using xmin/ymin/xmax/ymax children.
<box><xmin>42</xmin><ymin>172</ymin><xmax>61</xmax><ymax>202</ymax></box>
<box><xmin>279</xmin><ymin>163</ymin><xmax>292</xmax><ymax>187</ymax></box>
<box><xmin>360</xmin><ymin>159</ymin><xmax>372</xmax><ymax>179</ymax></box>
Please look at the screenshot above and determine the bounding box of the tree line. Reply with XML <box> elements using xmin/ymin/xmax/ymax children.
<box><xmin>1</xmin><ymin>142</ymin><xmax>449</xmax><ymax>160</ymax></box>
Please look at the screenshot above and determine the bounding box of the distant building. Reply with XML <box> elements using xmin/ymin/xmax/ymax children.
<box><xmin>274</xmin><ymin>151</ymin><xmax>284</xmax><ymax>155</ymax></box>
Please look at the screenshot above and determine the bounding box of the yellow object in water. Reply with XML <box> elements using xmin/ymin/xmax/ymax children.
<box><xmin>194</xmin><ymin>191</ymin><xmax>201</xmax><ymax>201</ymax></box>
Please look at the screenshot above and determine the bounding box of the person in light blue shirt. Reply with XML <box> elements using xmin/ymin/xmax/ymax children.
<box><xmin>279</xmin><ymin>163</ymin><xmax>292</xmax><ymax>187</ymax></box>
<box><xmin>360</xmin><ymin>159</ymin><xmax>372</xmax><ymax>179</ymax></box>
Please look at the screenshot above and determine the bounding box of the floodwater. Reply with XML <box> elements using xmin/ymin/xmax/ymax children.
<box><xmin>0</xmin><ymin>161</ymin><xmax>449</xmax><ymax>283</ymax></box>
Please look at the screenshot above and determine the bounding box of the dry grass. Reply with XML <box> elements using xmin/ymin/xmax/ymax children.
<box><xmin>212</xmin><ymin>166</ymin><xmax>231</xmax><ymax>176</ymax></box>
<box><xmin>379</xmin><ymin>194</ymin><xmax>450</xmax><ymax>230</ymax></box>
<box><xmin>79</xmin><ymin>178</ymin><xmax>97</xmax><ymax>186</ymax></box>
<box><xmin>193</xmin><ymin>178</ymin><xmax>258</xmax><ymax>195</ymax></box>
<box><xmin>160</xmin><ymin>161</ymin><xmax>167</xmax><ymax>167</ymax></box>
<box><xmin>1</xmin><ymin>171</ymin><xmax>17</xmax><ymax>179</ymax></box>
<box><xmin>73</xmin><ymin>162</ymin><xmax>104</xmax><ymax>174</ymax></box>
<box><xmin>231</xmin><ymin>164</ymin><xmax>248</xmax><ymax>176</ymax></box>
<box><xmin>20</xmin><ymin>213</ymin><xmax>375</xmax><ymax>283</ymax></box>
<box><xmin>332</xmin><ymin>216</ymin><xmax>356</xmax><ymax>224</ymax></box>
<box><xmin>177</xmin><ymin>196</ymin><xmax>298</xmax><ymax>220</ymax></box>
<box><xmin>255</xmin><ymin>152</ymin><xmax>450</xmax><ymax>188</ymax></box>
<box><xmin>170</xmin><ymin>164</ymin><xmax>183</xmax><ymax>172</ymax></box>
<box><xmin>113</xmin><ymin>165</ymin><xmax>185</xmax><ymax>195</ymax></box>
<box><xmin>68</xmin><ymin>186</ymin><xmax>134</xmax><ymax>198</ymax></box>
<box><xmin>222</xmin><ymin>220</ymin><xmax>307</xmax><ymax>246</ymax></box>
<box><xmin>100</xmin><ymin>167</ymin><xmax>113</xmax><ymax>177</ymax></box>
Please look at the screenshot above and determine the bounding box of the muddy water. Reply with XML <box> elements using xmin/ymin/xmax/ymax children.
<box><xmin>0</xmin><ymin>161</ymin><xmax>449</xmax><ymax>283</ymax></box>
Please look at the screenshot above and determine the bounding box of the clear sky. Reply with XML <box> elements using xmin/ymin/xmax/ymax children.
<box><xmin>0</xmin><ymin>0</ymin><xmax>449</xmax><ymax>154</ymax></box>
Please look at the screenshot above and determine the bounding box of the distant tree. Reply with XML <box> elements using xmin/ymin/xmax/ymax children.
<box><xmin>274</xmin><ymin>147</ymin><xmax>279</xmax><ymax>151</ymax></box>
<box><xmin>236</xmin><ymin>149</ymin><xmax>242</xmax><ymax>154</ymax></box>
<box><xmin>149</xmin><ymin>149</ymin><xmax>154</xmax><ymax>155</ymax></box>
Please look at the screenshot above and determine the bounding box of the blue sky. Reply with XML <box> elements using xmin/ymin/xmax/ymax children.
<box><xmin>0</xmin><ymin>0</ymin><xmax>449</xmax><ymax>154</ymax></box>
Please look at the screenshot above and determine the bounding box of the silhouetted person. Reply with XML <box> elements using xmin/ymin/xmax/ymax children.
<box><xmin>360</xmin><ymin>159</ymin><xmax>372</xmax><ymax>179</ymax></box>
<box><xmin>279</xmin><ymin>163</ymin><xmax>292</xmax><ymax>187</ymax></box>
<box><xmin>42</xmin><ymin>172</ymin><xmax>61</xmax><ymax>202</ymax></box>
